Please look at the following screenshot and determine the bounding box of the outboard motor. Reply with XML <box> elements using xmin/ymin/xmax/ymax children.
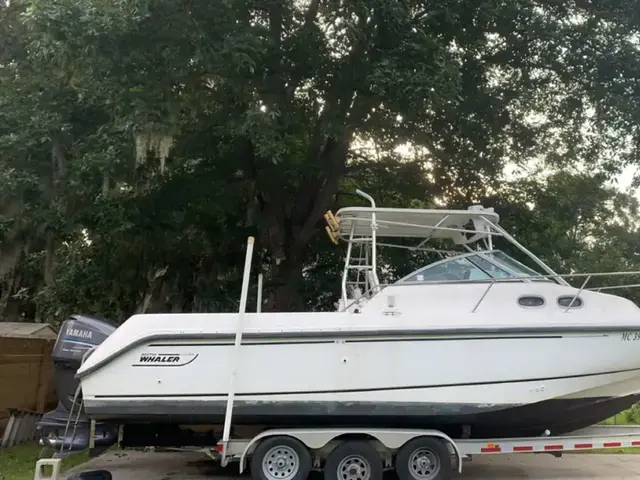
<box><xmin>37</xmin><ymin>314</ymin><xmax>119</xmax><ymax>454</ymax></box>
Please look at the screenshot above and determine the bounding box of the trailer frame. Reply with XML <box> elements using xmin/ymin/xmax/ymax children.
<box><xmin>208</xmin><ymin>424</ymin><xmax>640</xmax><ymax>479</ymax></box>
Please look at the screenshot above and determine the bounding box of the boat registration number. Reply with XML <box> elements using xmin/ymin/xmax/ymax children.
<box><xmin>621</xmin><ymin>332</ymin><xmax>640</xmax><ymax>341</ymax></box>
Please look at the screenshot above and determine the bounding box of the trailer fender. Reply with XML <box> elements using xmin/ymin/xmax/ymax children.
<box><xmin>238</xmin><ymin>428</ymin><xmax>463</xmax><ymax>474</ymax></box>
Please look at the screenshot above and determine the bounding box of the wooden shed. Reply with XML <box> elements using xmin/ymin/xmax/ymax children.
<box><xmin>0</xmin><ymin>322</ymin><xmax>58</xmax><ymax>435</ymax></box>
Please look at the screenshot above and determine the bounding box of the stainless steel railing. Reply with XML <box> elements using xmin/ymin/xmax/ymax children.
<box><xmin>471</xmin><ymin>271</ymin><xmax>640</xmax><ymax>313</ymax></box>
<box><xmin>339</xmin><ymin>270</ymin><xmax>640</xmax><ymax>313</ymax></box>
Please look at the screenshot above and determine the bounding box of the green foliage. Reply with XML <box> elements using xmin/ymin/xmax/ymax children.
<box><xmin>0</xmin><ymin>443</ymin><xmax>89</xmax><ymax>480</ymax></box>
<box><xmin>476</xmin><ymin>171</ymin><xmax>640</xmax><ymax>304</ymax></box>
<box><xmin>624</xmin><ymin>404</ymin><xmax>640</xmax><ymax>425</ymax></box>
<box><xmin>1</xmin><ymin>0</ymin><xmax>640</xmax><ymax>319</ymax></box>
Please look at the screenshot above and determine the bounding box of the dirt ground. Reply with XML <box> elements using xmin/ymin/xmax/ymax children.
<box><xmin>62</xmin><ymin>449</ymin><xmax>640</xmax><ymax>479</ymax></box>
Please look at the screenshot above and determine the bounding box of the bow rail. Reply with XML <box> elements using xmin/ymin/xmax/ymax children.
<box><xmin>339</xmin><ymin>268</ymin><xmax>640</xmax><ymax>314</ymax></box>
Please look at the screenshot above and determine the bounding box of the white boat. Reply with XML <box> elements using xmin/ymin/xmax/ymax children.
<box><xmin>42</xmin><ymin>190</ymin><xmax>640</xmax><ymax>445</ymax></box>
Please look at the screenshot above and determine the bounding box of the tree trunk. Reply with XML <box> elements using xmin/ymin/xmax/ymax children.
<box><xmin>0</xmin><ymin>274</ymin><xmax>17</xmax><ymax>320</ymax></box>
<box><xmin>136</xmin><ymin>266</ymin><xmax>170</xmax><ymax>313</ymax></box>
<box><xmin>0</xmin><ymin>198</ymin><xmax>27</xmax><ymax>280</ymax></box>
<box><xmin>0</xmin><ymin>241</ymin><xmax>25</xmax><ymax>279</ymax></box>
<box><xmin>265</xmin><ymin>253</ymin><xmax>305</xmax><ymax>312</ymax></box>
<box><xmin>43</xmin><ymin>230</ymin><xmax>56</xmax><ymax>286</ymax></box>
<box><xmin>259</xmin><ymin>198</ymin><xmax>308</xmax><ymax>312</ymax></box>
<box><xmin>41</xmin><ymin>139</ymin><xmax>67</xmax><ymax>290</ymax></box>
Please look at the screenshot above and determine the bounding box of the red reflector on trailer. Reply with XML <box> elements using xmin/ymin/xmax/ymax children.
<box><xmin>574</xmin><ymin>443</ymin><xmax>592</xmax><ymax>449</ymax></box>
<box><xmin>544</xmin><ymin>445</ymin><xmax>563</xmax><ymax>450</ymax></box>
<box><xmin>216</xmin><ymin>443</ymin><xmax>224</xmax><ymax>453</ymax></box>
<box><xmin>513</xmin><ymin>446</ymin><xmax>533</xmax><ymax>452</ymax></box>
<box><xmin>481</xmin><ymin>447</ymin><xmax>501</xmax><ymax>453</ymax></box>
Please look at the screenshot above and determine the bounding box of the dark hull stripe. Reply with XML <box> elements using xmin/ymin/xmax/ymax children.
<box><xmin>84</xmin><ymin>394</ymin><xmax>640</xmax><ymax>439</ymax></box>
<box><xmin>77</xmin><ymin>326</ymin><xmax>638</xmax><ymax>379</ymax></box>
<box><xmin>93</xmin><ymin>366</ymin><xmax>640</xmax><ymax>398</ymax></box>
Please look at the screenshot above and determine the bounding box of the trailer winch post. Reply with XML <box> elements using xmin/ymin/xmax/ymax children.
<box><xmin>220</xmin><ymin>236</ymin><xmax>255</xmax><ymax>466</ymax></box>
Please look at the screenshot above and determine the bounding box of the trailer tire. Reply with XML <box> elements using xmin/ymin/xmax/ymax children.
<box><xmin>323</xmin><ymin>440</ymin><xmax>383</xmax><ymax>480</ymax></box>
<box><xmin>395</xmin><ymin>437</ymin><xmax>452</xmax><ymax>480</ymax></box>
<box><xmin>250</xmin><ymin>436</ymin><xmax>311</xmax><ymax>480</ymax></box>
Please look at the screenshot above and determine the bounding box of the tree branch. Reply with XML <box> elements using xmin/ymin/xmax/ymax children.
<box><xmin>291</xmin><ymin>11</ymin><xmax>378</xmax><ymax>222</ymax></box>
<box><xmin>295</xmin><ymin>135</ymin><xmax>349</xmax><ymax>247</ymax></box>
<box><xmin>303</xmin><ymin>0</ymin><xmax>321</xmax><ymax>30</ymax></box>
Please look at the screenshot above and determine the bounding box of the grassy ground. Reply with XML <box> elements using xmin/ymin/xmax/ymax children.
<box><xmin>0</xmin><ymin>443</ymin><xmax>90</xmax><ymax>480</ymax></box>
<box><xmin>570</xmin><ymin>446</ymin><xmax>640</xmax><ymax>454</ymax></box>
<box><xmin>600</xmin><ymin>412</ymin><xmax>632</xmax><ymax>426</ymax></box>
<box><xmin>565</xmin><ymin>408</ymin><xmax>640</xmax><ymax>454</ymax></box>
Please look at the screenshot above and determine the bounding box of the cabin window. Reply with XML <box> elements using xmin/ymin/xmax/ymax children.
<box><xmin>558</xmin><ymin>296</ymin><xmax>583</xmax><ymax>308</ymax></box>
<box><xmin>397</xmin><ymin>249</ymin><xmax>554</xmax><ymax>285</ymax></box>
<box><xmin>468</xmin><ymin>255</ymin><xmax>512</xmax><ymax>279</ymax></box>
<box><xmin>402</xmin><ymin>257</ymin><xmax>490</xmax><ymax>283</ymax></box>
<box><xmin>518</xmin><ymin>295</ymin><xmax>545</xmax><ymax>308</ymax></box>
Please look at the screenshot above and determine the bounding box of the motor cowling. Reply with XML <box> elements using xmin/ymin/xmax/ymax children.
<box><xmin>52</xmin><ymin>314</ymin><xmax>117</xmax><ymax>411</ymax></box>
<box><xmin>38</xmin><ymin>314</ymin><xmax>119</xmax><ymax>453</ymax></box>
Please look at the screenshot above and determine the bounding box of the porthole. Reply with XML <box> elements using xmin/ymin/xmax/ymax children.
<box><xmin>558</xmin><ymin>296</ymin><xmax>583</xmax><ymax>308</ymax></box>
<box><xmin>518</xmin><ymin>295</ymin><xmax>545</xmax><ymax>308</ymax></box>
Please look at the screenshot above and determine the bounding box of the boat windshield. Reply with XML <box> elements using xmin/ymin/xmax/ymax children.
<box><xmin>398</xmin><ymin>250</ymin><xmax>551</xmax><ymax>284</ymax></box>
<box><xmin>483</xmin><ymin>251</ymin><xmax>543</xmax><ymax>278</ymax></box>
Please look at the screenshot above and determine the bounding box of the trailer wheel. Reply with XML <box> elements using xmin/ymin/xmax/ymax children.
<box><xmin>250</xmin><ymin>436</ymin><xmax>312</xmax><ymax>480</ymax></box>
<box><xmin>395</xmin><ymin>437</ymin><xmax>452</xmax><ymax>480</ymax></box>
<box><xmin>323</xmin><ymin>441</ymin><xmax>383</xmax><ymax>480</ymax></box>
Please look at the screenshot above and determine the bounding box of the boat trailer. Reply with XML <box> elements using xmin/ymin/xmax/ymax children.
<box><xmin>33</xmin><ymin>424</ymin><xmax>640</xmax><ymax>480</ymax></box>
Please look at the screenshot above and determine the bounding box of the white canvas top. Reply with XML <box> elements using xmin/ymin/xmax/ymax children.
<box><xmin>334</xmin><ymin>206</ymin><xmax>500</xmax><ymax>241</ymax></box>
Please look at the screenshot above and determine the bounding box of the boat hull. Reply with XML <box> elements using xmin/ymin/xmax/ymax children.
<box><xmin>75</xmin><ymin>314</ymin><xmax>640</xmax><ymax>440</ymax></box>
<box><xmin>81</xmin><ymin>332</ymin><xmax>640</xmax><ymax>439</ymax></box>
